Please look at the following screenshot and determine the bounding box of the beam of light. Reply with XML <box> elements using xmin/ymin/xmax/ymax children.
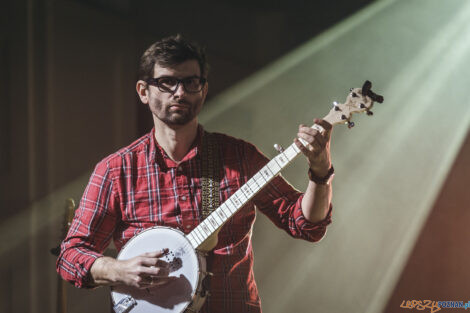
<box><xmin>362</xmin><ymin>3</ymin><xmax>470</xmax><ymax>312</ymax></box>
<box><xmin>199</xmin><ymin>0</ymin><xmax>470</xmax><ymax>313</ymax></box>
<box><xmin>0</xmin><ymin>174</ymin><xmax>89</xmax><ymax>257</ymax></box>
<box><xmin>199</xmin><ymin>0</ymin><xmax>396</xmax><ymax>126</ymax></box>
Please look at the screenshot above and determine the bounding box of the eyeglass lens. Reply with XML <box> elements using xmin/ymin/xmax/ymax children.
<box><xmin>157</xmin><ymin>77</ymin><xmax>204</xmax><ymax>93</ymax></box>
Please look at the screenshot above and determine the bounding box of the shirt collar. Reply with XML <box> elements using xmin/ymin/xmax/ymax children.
<box><xmin>149</xmin><ymin>124</ymin><xmax>205</xmax><ymax>169</ymax></box>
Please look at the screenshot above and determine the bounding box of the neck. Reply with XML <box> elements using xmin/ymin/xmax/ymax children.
<box><xmin>153</xmin><ymin>117</ymin><xmax>199</xmax><ymax>162</ymax></box>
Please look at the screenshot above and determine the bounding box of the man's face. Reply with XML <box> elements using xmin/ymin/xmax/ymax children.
<box><xmin>140</xmin><ymin>60</ymin><xmax>208</xmax><ymax>126</ymax></box>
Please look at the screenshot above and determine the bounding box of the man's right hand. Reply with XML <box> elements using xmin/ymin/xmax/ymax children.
<box><xmin>90</xmin><ymin>249</ymin><xmax>177</xmax><ymax>289</ymax></box>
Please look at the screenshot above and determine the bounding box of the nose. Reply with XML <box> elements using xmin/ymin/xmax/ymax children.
<box><xmin>172</xmin><ymin>82</ymin><xmax>186</xmax><ymax>97</ymax></box>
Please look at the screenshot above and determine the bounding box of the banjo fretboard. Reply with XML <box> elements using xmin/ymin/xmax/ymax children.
<box><xmin>186</xmin><ymin>141</ymin><xmax>303</xmax><ymax>249</ymax></box>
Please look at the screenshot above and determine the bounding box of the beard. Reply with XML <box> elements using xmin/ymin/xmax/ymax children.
<box><xmin>151</xmin><ymin>98</ymin><xmax>202</xmax><ymax>126</ymax></box>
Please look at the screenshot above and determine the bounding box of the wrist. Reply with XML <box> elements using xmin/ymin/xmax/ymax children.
<box><xmin>308</xmin><ymin>165</ymin><xmax>334</xmax><ymax>185</ymax></box>
<box><xmin>91</xmin><ymin>256</ymin><xmax>120</xmax><ymax>286</ymax></box>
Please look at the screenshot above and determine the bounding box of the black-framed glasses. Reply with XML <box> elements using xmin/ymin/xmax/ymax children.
<box><xmin>146</xmin><ymin>76</ymin><xmax>207</xmax><ymax>94</ymax></box>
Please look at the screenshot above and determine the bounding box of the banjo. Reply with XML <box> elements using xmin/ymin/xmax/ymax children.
<box><xmin>111</xmin><ymin>81</ymin><xmax>384</xmax><ymax>313</ymax></box>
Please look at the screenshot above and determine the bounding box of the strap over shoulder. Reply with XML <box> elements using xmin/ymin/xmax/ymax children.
<box><xmin>201</xmin><ymin>132</ymin><xmax>221</xmax><ymax>220</ymax></box>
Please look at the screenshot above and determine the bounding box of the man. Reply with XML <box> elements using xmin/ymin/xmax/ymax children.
<box><xmin>57</xmin><ymin>35</ymin><xmax>334</xmax><ymax>312</ymax></box>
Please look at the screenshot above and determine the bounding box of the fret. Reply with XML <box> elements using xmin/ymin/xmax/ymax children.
<box><xmin>284</xmin><ymin>145</ymin><xmax>299</xmax><ymax>160</ymax></box>
<box><xmin>195</xmin><ymin>227</ymin><xmax>206</xmax><ymax>241</ymax></box>
<box><xmin>192</xmin><ymin>228</ymin><xmax>204</xmax><ymax>243</ymax></box>
<box><xmin>207</xmin><ymin>215</ymin><xmax>220</xmax><ymax>229</ymax></box>
<box><xmin>268</xmin><ymin>159</ymin><xmax>282</xmax><ymax>173</ymax></box>
<box><xmin>226</xmin><ymin>199</ymin><xmax>237</xmax><ymax>213</ymax></box>
<box><xmin>251</xmin><ymin>173</ymin><xmax>264</xmax><ymax>188</ymax></box>
<box><xmin>291</xmin><ymin>143</ymin><xmax>301</xmax><ymax>154</ymax></box>
<box><xmin>203</xmin><ymin>219</ymin><xmax>215</xmax><ymax>233</ymax></box>
<box><xmin>231</xmin><ymin>194</ymin><xmax>243</xmax><ymax>207</ymax></box>
<box><xmin>200</xmin><ymin>222</ymin><xmax>211</xmax><ymax>236</ymax></box>
<box><xmin>186</xmin><ymin>234</ymin><xmax>198</xmax><ymax>248</ymax></box>
<box><xmin>216</xmin><ymin>206</ymin><xmax>226</xmax><ymax>219</ymax></box>
<box><xmin>191</xmin><ymin>234</ymin><xmax>201</xmax><ymax>246</ymax></box>
<box><xmin>247</xmin><ymin>179</ymin><xmax>261</xmax><ymax>192</ymax></box>
<box><xmin>214</xmin><ymin>210</ymin><xmax>225</xmax><ymax>223</ymax></box>
<box><xmin>190</xmin><ymin>235</ymin><xmax>199</xmax><ymax>248</ymax></box>
<box><xmin>242</xmin><ymin>184</ymin><xmax>254</xmax><ymax>198</ymax></box>
<box><xmin>260</xmin><ymin>166</ymin><xmax>274</xmax><ymax>181</ymax></box>
<box><xmin>211</xmin><ymin>211</ymin><xmax>223</xmax><ymax>225</ymax></box>
<box><xmin>220</xmin><ymin>203</ymin><xmax>231</xmax><ymax>217</ymax></box>
<box><xmin>275</xmin><ymin>153</ymin><xmax>288</xmax><ymax>167</ymax></box>
<box><xmin>235</xmin><ymin>189</ymin><xmax>248</xmax><ymax>202</ymax></box>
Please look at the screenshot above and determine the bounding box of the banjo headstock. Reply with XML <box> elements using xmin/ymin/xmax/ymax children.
<box><xmin>323</xmin><ymin>80</ymin><xmax>384</xmax><ymax>128</ymax></box>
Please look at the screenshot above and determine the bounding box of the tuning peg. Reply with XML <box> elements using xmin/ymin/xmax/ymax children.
<box><xmin>274</xmin><ymin>143</ymin><xmax>284</xmax><ymax>153</ymax></box>
<box><xmin>347</xmin><ymin>121</ymin><xmax>355</xmax><ymax>129</ymax></box>
<box><xmin>332</xmin><ymin>101</ymin><xmax>341</xmax><ymax>111</ymax></box>
<box><xmin>367</xmin><ymin>110</ymin><xmax>373</xmax><ymax>116</ymax></box>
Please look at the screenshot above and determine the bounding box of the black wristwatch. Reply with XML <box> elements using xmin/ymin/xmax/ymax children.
<box><xmin>308</xmin><ymin>165</ymin><xmax>335</xmax><ymax>185</ymax></box>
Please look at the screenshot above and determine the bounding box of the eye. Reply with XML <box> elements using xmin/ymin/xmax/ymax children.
<box><xmin>158</xmin><ymin>77</ymin><xmax>178</xmax><ymax>87</ymax></box>
<box><xmin>183</xmin><ymin>77</ymin><xmax>199</xmax><ymax>88</ymax></box>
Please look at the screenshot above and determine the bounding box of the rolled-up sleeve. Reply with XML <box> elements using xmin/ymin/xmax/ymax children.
<box><xmin>56</xmin><ymin>158</ymin><xmax>120</xmax><ymax>288</ymax></box>
<box><xmin>247</xmin><ymin>143</ymin><xmax>332</xmax><ymax>242</ymax></box>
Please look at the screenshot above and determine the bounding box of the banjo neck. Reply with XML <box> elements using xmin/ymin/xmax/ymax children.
<box><xmin>187</xmin><ymin>140</ymin><xmax>302</xmax><ymax>250</ymax></box>
<box><xmin>187</xmin><ymin>80</ymin><xmax>384</xmax><ymax>251</ymax></box>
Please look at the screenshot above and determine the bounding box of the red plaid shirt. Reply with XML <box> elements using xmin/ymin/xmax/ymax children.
<box><xmin>57</xmin><ymin>125</ymin><xmax>332</xmax><ymax>313</ymax></box>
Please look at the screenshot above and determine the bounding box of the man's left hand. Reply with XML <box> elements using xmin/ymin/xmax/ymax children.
<box><xmin>294</xmin><ymin>118</ymin><xmax>332</xmax><ymax>178</ymax></box>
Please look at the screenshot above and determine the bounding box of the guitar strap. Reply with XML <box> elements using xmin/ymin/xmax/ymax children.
<box><xmin>199</xmin><ymin>131</ymin><xmax>220</xmax><ymax>306</ymax></box>
<box><xmin>200</xmin><ymin>131</ymin><xmax>220</xmax><ymax>220</ymax></box>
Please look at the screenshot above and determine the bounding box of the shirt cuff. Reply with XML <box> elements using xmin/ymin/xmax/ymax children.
<box><xmin>295</xmin><ymin>197</ymin><xmax>333</xmax><ymax>241</ymax></box>
<box><xmin>73</xmin><ymin>250</ymin><xmax>103</xmax><ymax>288</ymax></box>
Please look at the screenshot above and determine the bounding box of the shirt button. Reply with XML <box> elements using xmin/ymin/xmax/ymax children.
<box><xmin>186</xmin><ymin>225</ymin><xmax>191</xmax><ymax>229</ymax></box>
<box><xmin>177</xmin><ymin>165</ymin><xmax>183</xmax><ymax>172</ymax></box>
<box><xmin>180</xmin><ymin>195</ymin><xmax>187</xmax><ymax>201</ymax></box>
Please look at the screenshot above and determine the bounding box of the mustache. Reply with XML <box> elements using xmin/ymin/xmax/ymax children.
<box><xmin>170</xmin><ymin>100</ymin><xmax>191</xmax><ymax>106</ymax></box>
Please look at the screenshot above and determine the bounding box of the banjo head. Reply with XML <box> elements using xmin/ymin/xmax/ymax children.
<box><xmin>111</xmin><ymin>226</ymin><xmax>202</xmax><ymax>313</ymax></box>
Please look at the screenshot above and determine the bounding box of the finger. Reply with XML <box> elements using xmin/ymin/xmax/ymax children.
<box><xmin>298</xmin><ymin>132</ymin><xmax>323</xmax><ymax>153</ymax></box>
<box><xmin>141</xmin><ymin>249</ymin><xmax>169</xmax><ymax>258</ymax></box>
<box><xmin>299</xmin><ymin>126</ymin><xmax>330</xmax><ymax>149</ymax></box>
<box><xmin>297</xmin><ymin>131</ymin><xmax>315</xmax><ymax>145</ymax></box>
<box><xmin>298</xmin><ymin>123</ymin><xmax>320</xmax><ymax>134</ymax></box>
<box><xmin>140</xmin><ymin>257</ymin><xmax>170</xmax><ymax>268</ymax></box>
<box><xmin>312</xmin><ymin>131</ymin><xmax>327</xmax><ymax>148</ymax></box>
<box><xmin>139</xmin><ymin>266</ymin><xmax>169</xmax><ymax>277</ymax></box>
<box><xmin>299</xmin><ymin>125</ymin><xmax>329</xmax><ymax>143</ymax></box>
<box><xmin>314</xmin><ymin>119</ymin><xmax>333</xmax><ymax>139</ymax></box>
<box><xmin>294</xmin><ymin>138</ymin><xmax>312</xmax><ymax>156</ymax></box>
<box><xmin>314</xmin><ymin>118</ymin><xmax>332</xmax><ymax>132</ymax></box>
<box><xmin>309</xmin><ymin>139</ymin><xmax>322</xmax><ymax>153</ymax></box>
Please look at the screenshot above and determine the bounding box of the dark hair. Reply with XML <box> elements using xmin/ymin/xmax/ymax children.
<box><xmin>138</xmin><ymin>34</ymin><xmax>209</xmax><ymax>82</ymax></box>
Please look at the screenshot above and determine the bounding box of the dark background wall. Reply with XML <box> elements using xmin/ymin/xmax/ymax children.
<box><xmin>1</xmin><ymin>0</ymin><xmax>374</xmax><ymax>220</ymax></box>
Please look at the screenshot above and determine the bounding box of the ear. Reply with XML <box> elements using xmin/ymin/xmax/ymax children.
<box><xmin>136</xmin><ymin>80</ymin><xmax>149</xmax><ymax>104</ymax></box>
